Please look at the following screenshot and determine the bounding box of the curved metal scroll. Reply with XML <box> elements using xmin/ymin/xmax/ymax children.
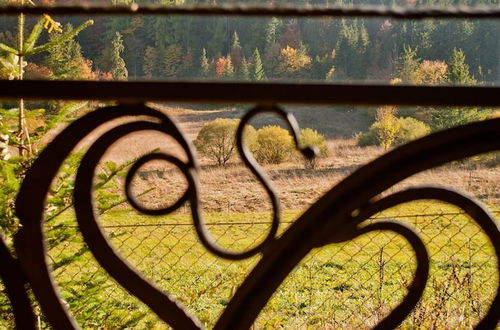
<box><xmin>5</xmin><ymin>103</ymin><xmax>500</xmax><ymax>329</ymax></box>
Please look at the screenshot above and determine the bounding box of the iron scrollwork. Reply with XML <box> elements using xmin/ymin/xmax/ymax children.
<box><xmin>2</xmin><ymin>103</ymin><xmax>499</xmax><ymax>329</ymax></box>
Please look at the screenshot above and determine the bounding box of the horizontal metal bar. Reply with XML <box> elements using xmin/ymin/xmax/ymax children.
<box><xmin>0</xmin><ymin>80</ymin><xmax>498</xmax><ymax>107</ymax></box>
<box><xmin>0</xmin><ymin>4</ymin><xmax>499</xmax><ymax>19</ymax></box>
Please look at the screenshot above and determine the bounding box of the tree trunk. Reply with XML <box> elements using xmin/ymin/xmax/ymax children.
<box><xmin>17</xmin><ymin>0</ymin><xmax>31</xmax><ymax>157</ymax></box>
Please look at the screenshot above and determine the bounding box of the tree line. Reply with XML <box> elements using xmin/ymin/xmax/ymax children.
<box><xmin>0</xmin><ymin>0</ymin><xmax>498</xmax><ymax>83</ymax></box>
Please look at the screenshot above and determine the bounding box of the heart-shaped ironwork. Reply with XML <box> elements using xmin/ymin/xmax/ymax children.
<box><xmin>8</xmin><ymin>104</ymin><xmax>500</xmax><ymax>329</ymax></box>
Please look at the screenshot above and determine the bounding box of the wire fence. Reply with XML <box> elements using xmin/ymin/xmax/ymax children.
<box><xmin>1</xmin><ymin>207</ymin><xmax>499</xmax><ymax>328</ymax></box>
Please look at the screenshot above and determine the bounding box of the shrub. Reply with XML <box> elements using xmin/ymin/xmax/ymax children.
<box><xmin>357</xmin><ymin>116</ymin><xmax>430</xmax><ymax>148</ymax></box>
<box><xmin>194</xmin><ymin>118</ymin><xmax>258</xmax><ymax>165</ymax></box>
<box><xmin>299</xmin><ymin>128</ymin><xmax>328</xmax><ymax>169</ymax></box>
<box><xmin>394</xmin><ymin>117</ymin><xmax>431</xmax><ymax>145</ymax></box>
<box><xmin>255</xmin><ymin>125</ymin><xmax>294</xmax><ymax>164</ymax></box>
<box><xmin>430</xmin><ymin>107</ymin><xmax>489</xmax><ymax>131</ymax></box>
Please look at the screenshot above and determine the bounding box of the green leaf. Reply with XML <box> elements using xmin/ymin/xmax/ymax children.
<box><xmin>105</xmin><ymin>161</ymin><xmax>117</xmax><ymax>172</ymax></box>
<box><xmin>22</xmin><ymin>17</ymin><xmax>45</xmax><ymax>54</ymax></box>
<box><xmin>46</xmin><ymin>102</ymin><xmax>87</xmax><ymax>132</ymax></box>
<box><xmin>25</xmin><ymin>20</ymin><xmax>94</xmax><ymax>56</ymax></box>
<box><xmin>0</xmin><ymin>43</ymin><xmax>18</xmax><ymax>55</ymax></box>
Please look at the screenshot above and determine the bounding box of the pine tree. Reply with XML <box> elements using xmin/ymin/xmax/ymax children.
<box><xmin>110</xmin><ymin>32</ymin><xmax>128</xmax><ymax>80</ymax></box>
<box><xmin>161</xmin><ymin>44</ymin><xmax>183</xmax><ymax>78</ymax></box>
<box><xmin>335</xmin><ymin>20</ymin><xmax>370</xmax><ymax>79</ymax></box>
<box><xmin>230</xmin><ymin>31</ymin><xmax>243</xmax><ymax>73</ymax></box>
<box><xmin>448</xmin><ymin>48</ymin><xmax>476</xmax><ymax>85</ymax></box>
<box><xmin>240</xmin><ymin>58</ymin><xmax>251</xmax><ymax>81</ymax></box>
<box><xmin>263</xmin><ymin>43</ymin><xmax>281</xmax><ymax>79</ymax></box>
<box><xmin>325</xmin><ymin>65</ymin><xmax>335</xmax><ymax>81</ymax></box>
<box><xmin>0</xmin><ymin>13</ymin><xmax>92</xmax><ymax>156</ymax></box>
<box><xmin>231</xmin><ymin>30</ymin><xmax>241</xmax><ymax>50</ymax></box>
<box><xmin>265</xmin><ymin>17</ymin><xmax>282</xmax><ymax>46</ymax></box>
<box><xmin>252</xmin><ymin>48</ymin><xmax>265</xmax><ymax>81</ymax></box>
<box><xmin>179</xmin><ymin>48</ymin><xmax>195</xmax><ymax>78</ymax></box>
<box><xmin>142</xmin><ymin>46</ymin><xmax>158</xmax><ymax>78</ymax></box>
<box><xmin>200</xmin><ymin>48</ymin><xmax>210</xmax><ymax>78</ymax></box>
<box><xmin>396</xmin><ymin>45</ymin><xmax>420</xmax><ymax>83</ymax></box>
<box><xmin>45</xmin><ymin>24</ymin><xmax>92</xmax><ymax>80</ymax></box>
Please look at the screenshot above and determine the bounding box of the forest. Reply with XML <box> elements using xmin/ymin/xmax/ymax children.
<box><xmin>0</xmin><ymin>0</ymin><xmax>498</xmax><ymax>83</ymax></box>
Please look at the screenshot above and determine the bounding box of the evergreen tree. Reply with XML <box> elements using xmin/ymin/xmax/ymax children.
<box><xmin>200</xmin><ymin>48</ymin><xmax>210</xmax><ymax>78</ymax></box>
<box><xmin>146</xmin><ymin>17</ymin><xmax>180</xmax><ymax>49</ymax></box>
<box><xmin>230</xmin><ymin>31</ymin><xmax>243</xmax><ymax>74</ymax></box>
<box><xmin>325</xmin><ymin>65</ymin><xmax>335</xmax><ymax>81</ymax></box>
<box><xmin>231</xmin><ymin>30</ymin><xmax>241</xmax><ymax>50</ymax></box>
<box><xmin>206</xmin><ymin>18</ymin><xmax>227</xmax><ymax>57</ymax></box>
<box><xmin>396</xmin><ymin>45</ymin><xmax>420</xmax><ymax>83</ymax></box>
<box><xmin>110</xmin><ymin>32</ymin><xmax>128</xmax><ymax>80</ymax></box>
<box><xmin>224</xmin><ymin>56</ymin><xmax>234</xmax><ymax>79</ymax></box>
<box><xmin>0</xmin><ymin>14</ymin><xmax>92</xmax><ymax>156</ymax></box>
<box><xmin>263</xmin><ymin>43</ymin><xmax>281</xmax><ymax>79</ymax></box>
<box><xmin>335</xmin><ymin>20</ymin><xmax>370</xmax><ymax>79</ymax></box>
<box><xmin>142</xmin><ymin>46</ymin><xmax>158</xmax><ymax>78</ymax></box>
<box><xmin>161</xmin><ymin>44</ymin><xmax>183</xmax><ymax>78</ymax></box>
<box><xmin>409</xmin><ymin>20</ymin><xmax>435</xmax><ymax>58</ymax></box>
<box><xmin>448</xmin><ymin>48</ymin><xmax>476</xmax><ymax>85</ymax></box>
<box><xmin>240</xmin><ymin>57</ymin><xmax>251</xmax><ymax>81</ymax></box>
<box><xmin>45</xmin><ymin>24</ymin><xmax>93</xmax><ymax>80</ymax></box>
<box><xmin>179</xmin><ymin>48</ymin><xmax>195</xmax><ymax>78</ymax></box>
<box><xmin>121</xmin><ymin>17</ymin><xmax>146</xmax><ymax>78</ymax></box>
<box><xmin>252</xmin><ymin>48</ymin><xmax>265</xmax><ymax>81</ymax></box>
<box><xmin>265</xmin><ymin>17</ymin><xmax>282</xmax><ymax>46</ymax></box>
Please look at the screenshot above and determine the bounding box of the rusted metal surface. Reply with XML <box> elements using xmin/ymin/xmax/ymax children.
<box><xmin>0</xmin><ymin>3</ymin><xmax>499</xmax><ymax>18</ymax></box>
<box><xmin>4</xmin><ymin>103</ymin><xmax>498</xmax><ymax>329</ymax></box>
<box><xmin>0</xmin><ymin>80</ymin><xmax>499</xmax><ymax>107</ymax></box>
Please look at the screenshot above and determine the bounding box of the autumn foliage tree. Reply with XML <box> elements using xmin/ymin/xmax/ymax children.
<box><xmin>374</xmin><ymin>106</ymin><xmax>400</xmax><ymax>149</ymax></box>
<box><xmin>411</xmin><ymin>60</ymin><xmax>448</xmax><ymax>85</ymax></box>
<box><xmin>279</xmin><ymin>44</ymin><xmax>312</xmax><ymax>77</ymax></box>
<box><xmin>215</xmin><ymin>56</ymin><xmax>234</xmax><ymax>79</ymax></box>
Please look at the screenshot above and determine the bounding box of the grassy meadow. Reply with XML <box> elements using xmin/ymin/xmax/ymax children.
<box><xmin>22</xmin><ymin>201</ymin><xmax>495</xmax><ymax>329</ymax></box>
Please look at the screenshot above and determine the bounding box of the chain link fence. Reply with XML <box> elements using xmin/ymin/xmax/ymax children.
<box><xmin>2</xmin><ymin>204</ymin><xmax>496</xmax><ymax>329</ymax></box>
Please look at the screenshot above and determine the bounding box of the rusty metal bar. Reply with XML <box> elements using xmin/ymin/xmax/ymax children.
<box><xmin>0</xmin><ymin>80</ymin><xmax>498</xmax><ymax>107</ymax></box>
<box><xmin>0</xmin><ymin>3</ymin><xmax>499</xmax><ymax>18</ymax></box>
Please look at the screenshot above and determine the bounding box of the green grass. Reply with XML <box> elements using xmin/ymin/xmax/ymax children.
<box><xmin>1</xmin><ymin>202</ymin><xmax>498</xmax><ymax>329</ymax></box>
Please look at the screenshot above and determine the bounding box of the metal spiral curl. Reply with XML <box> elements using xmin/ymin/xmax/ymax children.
<box><xmin>7</xmin><ymin>103</ymin><xmax>500</xmax><ymax>329</ymax></box>
<box><xmin>215</xmin><ymin>117</ymin><xmax>500</xmax><ymax>329</ymax></box>
<box><xmin>14</xmin><ymin>104</ymin><xmax>202</xmax><ymax>329</ymax></box>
